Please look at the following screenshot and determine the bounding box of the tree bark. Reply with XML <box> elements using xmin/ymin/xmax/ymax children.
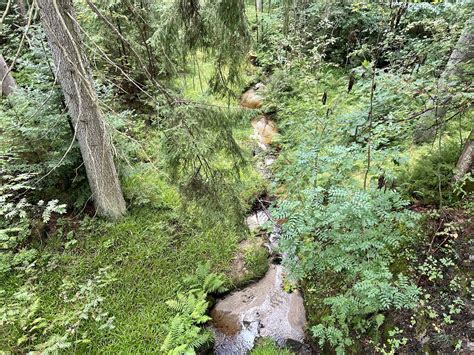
<box><xmin>37</xmin><ymin>0</ymin><xmax>126</xmax><ymax>220</ymax></box>
<box><xmin>454</xmin><ymin>129</ymin><xmax>474</xmax><ymax>181</ymax></box>
<box><xmin>256</xmin><ymin>0</ymin><xmax>263</xmax><ymax>12</ymax></box>
<box><xmin>0</xmin><ymin>54</ymin><xmax>17</xmax><ymax>96</ymax></box>
<box><xmin>414</xmin><ymin>15</ymin><xmax>473</xmax><ymax>144</ymax></box>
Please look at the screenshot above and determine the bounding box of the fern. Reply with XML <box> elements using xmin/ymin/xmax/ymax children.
<box><xmin>182</xmin><ymin>261</ymin><xmax>227</xmax><ymax>294</ymax></box>
<box><xmin>161</xmin><ymin>263</ymin><xmax>226</xmax><ymax>354</ymax></box>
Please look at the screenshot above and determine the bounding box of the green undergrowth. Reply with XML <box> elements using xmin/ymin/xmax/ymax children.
<box><xmin>1</xmin><ymin>201</ymin><xmax>239</xmax><ymax>352</ymax></box>
<box><xmin>0</xmin><ymin>121</ymin><xmax>270</xmax><ymax>353</ymax></box>
<box><xmin>174</xmin><ymin>51</ymin><xmax>256</xmax><ymax>104</ymax></box>
<box><xmin>397</xmin><ymin>140</ymin><xmax>466</xmax><ymax>206</ymax></box>
<box><xmin>381</xmin><ymin>204</ymin><xmax>473</xmax><ymax>353</ymax></box>
<box><xmin>0</xmin><ymin>64</ymin><xmax>268</xmax><ymax>353</ymax></box>
<box><xmin>263</xmin><ymin>61</ymin><xmax>471</xmax><ymax>353</ymax></box>
<box><xmin>243</xmin><ymin>243</ymin><xmax>269</xmax><ymax>280</ymax></box>
<box><xmin>1</xmin><ymin>91</ymin><xmax>267</xmax><ymax>355</ymax></box>
<box><xmin>160</xmin><ymin>262</ymin><xmax>227</xmax><ymax>353</ymax></box>
<box><xmin>251</xmin><ymin>338</ymin><xmax>293</xmax><ymax>355</ymax></box>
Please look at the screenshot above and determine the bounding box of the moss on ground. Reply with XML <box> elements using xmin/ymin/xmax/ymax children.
<box><xmin>29</xmin><ymin>205</ymin><xmax>239</xmax><ymax>353</ymax></box>
<box><xmin>251</xmin><ymin>338</ymin><xmax>293</xmax><ymax>355</ymax></box>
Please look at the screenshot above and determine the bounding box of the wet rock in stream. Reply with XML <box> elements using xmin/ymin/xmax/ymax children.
<box><xmin>246</xmin><ymin>210</ymin><xmax>280</xmax><ymax>254</ymax></box>
<box><xmin>210</xmin><ymin>264</ymin><xmax>307</xmax><ymax>354</ymax></box>
<box><xmin>240</xmin><ymin>83</ymin><xmax>266</xmax><ymax>109</ymax></box>
<box><xmin>246</xmin><ymin>211</ymin><xmax>269</xmax><ymax>232</ymax></box>
<box><xmin>251</xmin><ymin>115</ymin><xmax>277</xmax><ymax>149</ymax></box>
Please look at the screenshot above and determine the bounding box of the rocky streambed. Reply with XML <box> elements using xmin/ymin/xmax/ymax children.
<box><xmin>208</xmin><ymin>84</ymin><xmax>309</xmax><ymax>354</ymax></box>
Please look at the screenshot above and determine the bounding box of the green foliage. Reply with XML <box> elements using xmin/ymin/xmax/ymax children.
<box><xmin>153</xmin><ymin>0</ymin><xmax>250</xmax><ymax>95</ymax></box>
<box><xmin>0</xmin><ymin>21</ymin><xmax>100</xmax><ymax>208</ymax></box>
<box><xmin>1</xmin><ymin>262</ymin><xmax>117</xmax><ymax>353</ymax></box>
<box><xmin>256</xmin><ymin>3</ymin><xmax>472</xmax><ymax>350</ymax></box>
<box><xmin>0</xmin><ymin>151</ymin><xmax>101</xmax><ymax>355</ymax></box>
<box><xmin>159</xmin><ymin>103</ymin><xmax>252</xmax><ymax>220</ymax></box>
<box><xmin>375</xmin><ymin>327</ymin><xmax>408</xmax><ymax>355</ymax></box>
<box><xmin>161</xmin><ymin>105</ymin><xmax>244</xmax><ymax>191</ymax></box>
<box><xmin>161</xmin><ymin>263</ymin><xmax>227</xmax><ymax>354</ymax></box>
<box><xmin>244</xmin><ymin>246</ymin><xmax>269</xmax><ymax>280</ymax></box>
<box><xmin>0</xmin><ymin>89</ymin><xmax>87</xmax><ymax>205</ymax></box>
<box><xmin>1</xmin><ymin>200</ymin><xmax>242</xmax><ymax>352</ymax></box>
<box><xmin>77</xmin><ymin>0</ymin><xmax>178</xmax><ymax>94</ymax></box>
<box><xmin>2</xmin><ymin>0</ymin><xmax>472</xmax><ymax>353</ymax></box>
<box><xmin>0</xmin><ymin>78</ymin><xmax>113</xmax><ymax>352</ymax></box>
<box><xmin>251</xmin><ymin>338</ymin><xmax>293</xmax><ymax>355</ymax></box>
<box><xmin>160</xmin><ymin>292</ymin><xmax>213</xmax><ymax>355</ymax></box>
<box><xmin>391</xmin><ymin>208</ymin><xmax>471</xmax><ymax>353</ymax></box>
<box><xmin>253</xmin><ymin>1</ymin><xmax>471</xmax><ymax>72</ymax></box>
<box><xmin>0</xmin><ymin>168</ymin><xmax>66</xmax><ymax>276</ymax></box>
<box><xmin>275</xmin><ymin>187</ymin><xmax>420</xmax><ymax>352</ymax></box>
<box><xmin>397</xmin><ymin>140</ymin><xmax>461</xmax><ymax>205</ymax></box>
<box><xmin>182</xmin><ymin>262</ymin><xmax>228</xmax><ymax>295</ymax></box>
<box><xmin>255</xmin><ymin>1</ymin><xmax>384</xmax><ymax>70</ymax></box>
<box><xmin>255</xmin><ymin>5</ymin><xmax>474</xmax><ymax>349</ymax></box>
<box><xmin>121</xmin><ymin>165</ymin><xmax>181</xmax><ymax>210</ymax></box>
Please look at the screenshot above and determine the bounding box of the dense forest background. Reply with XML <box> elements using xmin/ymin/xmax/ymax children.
<box><xmin>1</xmin><ymin>0</ymin><xmax>473</xmax><ymax>354</ymax></box>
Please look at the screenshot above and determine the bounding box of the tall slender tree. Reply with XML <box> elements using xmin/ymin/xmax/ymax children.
<box><xmin>414</xmin><ymin>15</ymin><xmax>473</xmax><ymax>143</ymax></box>
<box><xmin>37</xmin><ymin>0</ymin><xmax>126</xmax><ymax>219</ymax></box>
<box><xmin>454</xmin><ymin>128</ymin><xmax>473</xmax><ymax>182</ymax></box>
<box><xmin>0</xmin><ymin>54</ymin><xmax>17</xmax><ymax>96</ymax></box>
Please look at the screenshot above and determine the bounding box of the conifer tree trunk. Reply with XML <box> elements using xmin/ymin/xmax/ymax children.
<box><xmin>414</xmin><ymin>15</ymin><xmax>473</xmax><ymax>143</ymax></box>
<box><xmin>454</xmin><ymin>128</ymin><xmax>474</xmax><ymax>182</ymax></box>
<box><xmin>0</xmin><ymin>54</ymin><xmax>17</xmax><ymax>96</ymax></box>
<box><xmin>37</xmin><ymin>0</ymin><xmax>126</xmax><ymax>219</ymax></box>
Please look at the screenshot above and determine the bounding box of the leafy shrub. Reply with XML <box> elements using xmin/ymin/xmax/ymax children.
<box><xmin>1</xmin><ymin>264</ymin><xmax>117</xmax><ymax>353</ymax></box>
<box><xmin>0</xmin><ymin>161</ymin><xmax>118</xmax><ymax>353</ymax></box>
<box><xmin>274</xmin><ymin>187</ymin><xmax>420</xmax><ymax>353</ymax></box>
<box><xmin>0</xmin><ymin>89</ymin><xmax>87</xmax><ymax>208</ymax></box>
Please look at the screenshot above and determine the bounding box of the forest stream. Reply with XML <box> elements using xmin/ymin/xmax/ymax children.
<box><xmin>208</xmin><ymin>85</ymin><xmax>309</xmax><ymax>354</ymax></box>
<box><xmin>2</xmin><ymin>2</ymin><xmax>473</xmax><ymax>354</ymax></box>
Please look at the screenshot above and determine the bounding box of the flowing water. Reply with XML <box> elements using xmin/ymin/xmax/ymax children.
<box><xmin>208</xmin><ymin>85</ymin><xmax>309</xmax><ymax>354</ymax></box>
<box><xmin>210</xmin><ymin>263</ymin><xmax>307</xmax><ymax>354</ymax></box>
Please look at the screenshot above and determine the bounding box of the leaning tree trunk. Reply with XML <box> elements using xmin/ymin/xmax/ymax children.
<box><xmin>37</xmin><ymin>0</ymin><xmax>126</xmax><ymax>220</ymax></box>
<box><xmin>414</xmin><ymin>15</ymin><xmax>474</xmax><ymax>144</ymax></box>
<box><xmin>0</xmin><ymin>54</ymin><xmax>17</xmax><ymax>96</ymax></box>
<box><xmin>454</xmin><ymin>129</ymin><xmax>474</xmax><ymax>182</ymax></box>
